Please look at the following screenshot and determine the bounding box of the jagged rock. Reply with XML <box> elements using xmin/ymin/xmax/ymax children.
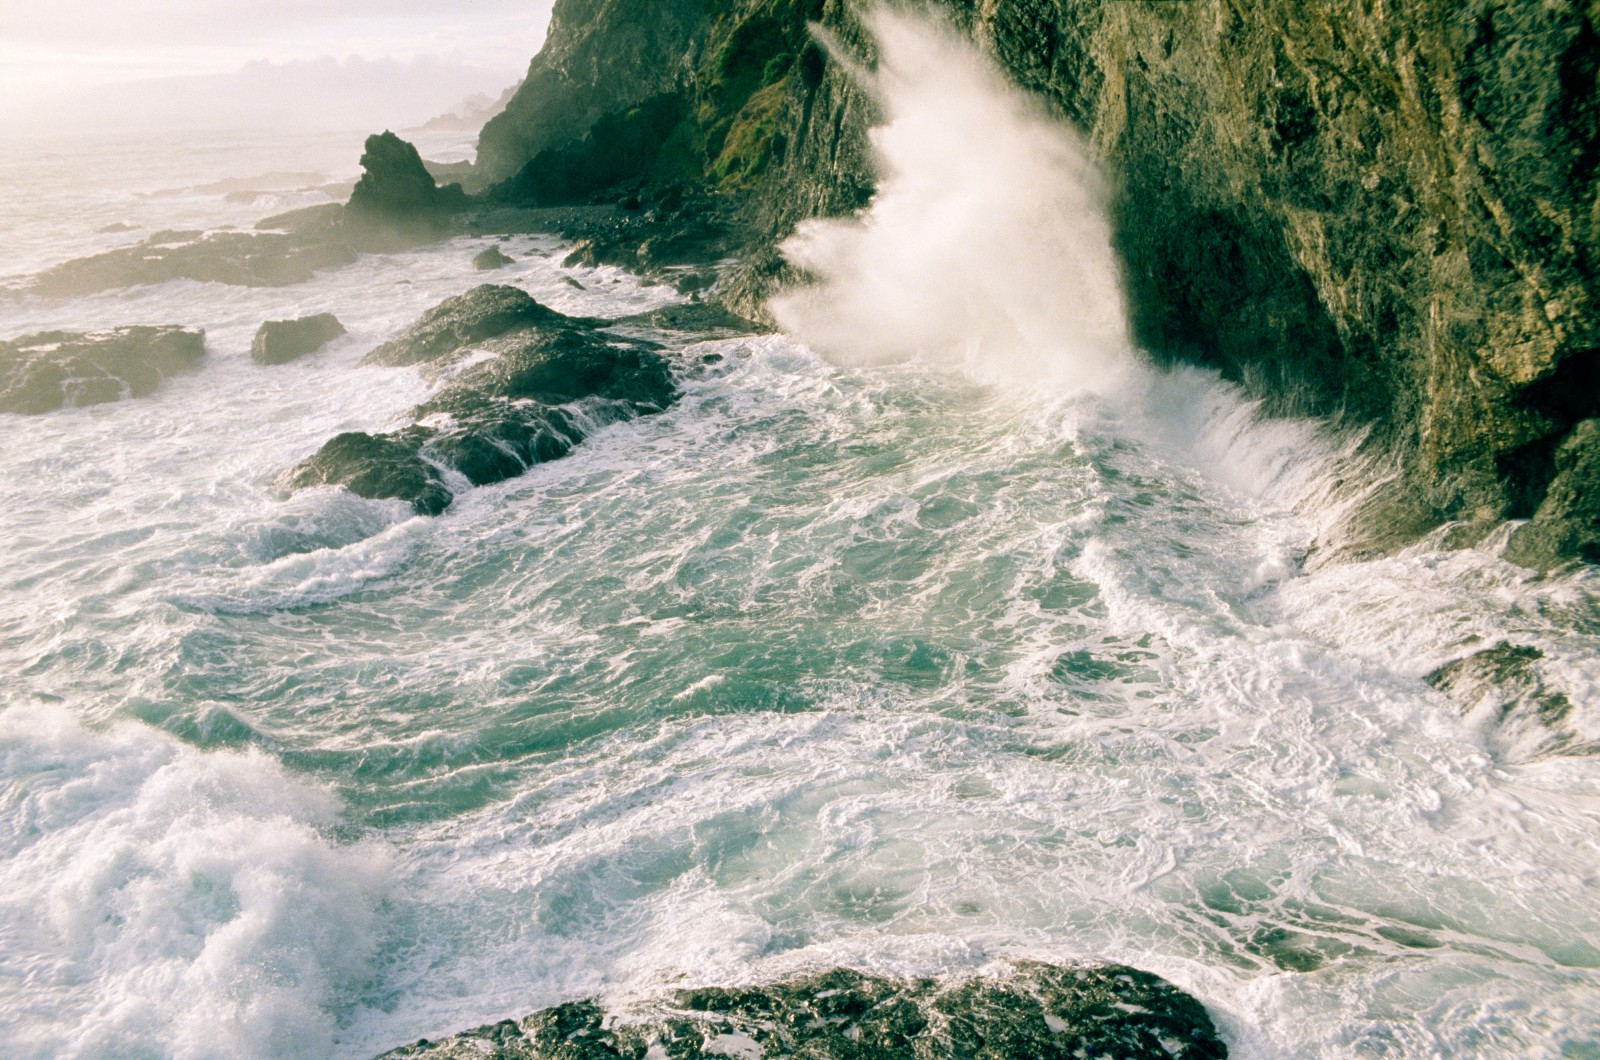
<box><xmin>1503</xmin><ymin>419</ymin><xmax>1600</xmax><ymax>570</ymax></box>
<box><xmin>473</xmin><ymin>246</ymin><xmax>515</xmax><ymax>270</ymax></box>
<box><xmin>360</xmin><ymin>284</ymin><xmax>569</xmax><ymax>369</ymax></box>
<box><xmin>345</xmin><ymin>131</ymin><xmax>470</xmax><ymax>250</ymax></box>
<box><xmin>375</xmin><ymin>962</ymin><xmax>1227</xmax><ymax>1059</ymax></box>
<box><xmin>293</xmin><ymin>290</ymin><xmax>676</xmax><ymax>513</ymax></box>
<box><xmin>31</xmin><ymin>231</ymin><xmax>358</xmax><ymax>297</ymax></box>
<box><xmin>251</xmin><ymin>313</ymin><xmax>346</xmax><ymax>365</ymax></box>
<box><xmin>0</xmin><ymin>326</ymin><xmax>206</xmax><ymax>414</ymax></box>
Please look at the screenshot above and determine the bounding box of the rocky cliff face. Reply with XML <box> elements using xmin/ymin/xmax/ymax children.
<box><xmin>476</xmin><ymin>0</ymin><xmax>1599</xmax><ymax>568</ymax></box>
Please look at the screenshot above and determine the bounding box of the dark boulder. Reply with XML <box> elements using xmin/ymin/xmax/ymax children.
<box><xmin>360</xmin><ymin>284</ymin><xmax>570</xmax><ymax>369</ymax></box>
<box><xmin>472</xmin><ymin>245</ymin><xmax>515</xmax><ymax>270</ymax></box>
<box><xmin>0</xmin><ymin>326</ymin><xmax>206</xmax><ymax>414</ymax></box>
<box><xmin>286</xmin><ymin>429</ymin><xmax>453</xmax><ymax>516</ymax></box>
<box><xmin>345</xmin><ymin>131</ymin><xmax>471</xmax><ymax>250</ymax></box>
<box><xmin>441</xmin><ymin>326</ymin><xmax>676</xmax><ymax>408</ymax></box>
<box><xmin>376</xmin><ymin>962</ymin><xmax>1227</xmax><ymax>1059</ymax></box>
<box><xmin>251</xmin><ymin>313</ymin><xmax>346</xmax><ymax>365</ymax></box>
<box><xmin>292</xmin><ymin>290</ymin><xmax>677</xmax><ymax>514</ymax></box>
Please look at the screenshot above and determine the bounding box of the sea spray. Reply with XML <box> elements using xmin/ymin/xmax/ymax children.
<box><xmin>771</xmin><ymin>9</ymin><xmax>1136</xmax><ymax>394</ymax></box>
<box><xmin>771</xmin><ymin>7</ymin><xmax>1386</xmax><ymax>564</ymax></box>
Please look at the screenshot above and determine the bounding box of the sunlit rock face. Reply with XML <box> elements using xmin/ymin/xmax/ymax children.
<box><xmin>475</xmin><ymin>0</ymin><xmax>1599</xmax><ymax>566</ymax></box>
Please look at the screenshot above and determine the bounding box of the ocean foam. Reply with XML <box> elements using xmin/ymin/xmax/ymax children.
<box><xmin>0</xmin><ymin>706</ymin><xmax>390</xmax><ymax>1058</ymax></box>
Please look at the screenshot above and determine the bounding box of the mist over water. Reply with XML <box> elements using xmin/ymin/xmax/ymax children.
<box><xmin>1</xmin><ymin>13</ymin><xmax>1599</xmax><ymax>1060</ymax></box>
<box><xmin>773</xmin><ymin>10</ymin><xmax>1135</xmax><ymax>394</ymax></box>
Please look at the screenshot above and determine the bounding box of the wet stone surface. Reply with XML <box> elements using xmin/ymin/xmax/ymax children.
<box><xmin>376</xmin><ymin>962</ymin><xmax>1227</xmax><ymax>1059</ymax></box>
<box><xmin>290</xmin><ymin>286</ymin><xmax>678</xmax><ymax>514</ymax></box>
<box><xmin>0</xmin><ymin>325</ymin><xmax>206</xmax><ymax>414</ymax></box>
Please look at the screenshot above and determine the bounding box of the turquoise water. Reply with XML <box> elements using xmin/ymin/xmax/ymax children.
<box><xmin>2</xmin><ymin>128</ymin><xmax>1600</xmax><ymax>1059</ymax></box>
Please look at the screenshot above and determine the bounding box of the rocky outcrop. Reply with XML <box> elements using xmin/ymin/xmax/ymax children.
<box><xmin>473</xmin><ymin>0</ymin><xmax>1599</xmax><ymax>568</ymax></box>
<box><xmin>251</xmin><ymin>313</ymin><xmax>345</xmax><ymax>365</ymax></box>
<box><xmin>0</xmin><ymin>326</ymin><xmax>205</xmax><ymax>413</ymax></box>
<box><xmin>30</xmin><ymin>230</ymin><xmax>358</xmax><ymax>298</ymax></box>
<box><xmin>30</xmin><ymin>132</ymin><xmax>466</xmax><ymax>297</ymax></box>
<box><xmin>376</xmin><ymin>962</ymin><xmax>1226</xmax><ymax>1059</ymax></box>
<box><xmin>290</xmin><ymin>286</ymin><xmax>676</xmax><ymax>514</ymax></box>
<box><xmin>1504</xmin><ymin>418</ymin><xmax>1600</xmax><ymax>568</ymax></box>
<box><xmin>346</xmin><ymin>131</ymin><xmax>470</xmax><ymax>250</ymax></box>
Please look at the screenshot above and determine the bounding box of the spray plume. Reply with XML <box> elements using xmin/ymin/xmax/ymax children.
<box><xmin>771</xmin><ymin>8</ymin><xmax>1138</xmax><ymax>394</ymax></box>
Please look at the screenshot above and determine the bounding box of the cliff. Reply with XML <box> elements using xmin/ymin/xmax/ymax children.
<box><xmin>475</xmin><ymin>0</ymin><xmax>1599</xmax><ymax>568</ymax></box>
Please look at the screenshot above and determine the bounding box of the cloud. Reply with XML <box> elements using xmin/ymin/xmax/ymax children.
<box><xmin>0</xmin><ymin>1</ymin><xmax>547</xmax><ymax>50</ymax></box>
<box><xmin>5</xmin><ymin>53</ymin><xmax>523</xmax><ymax>136</ymax></box>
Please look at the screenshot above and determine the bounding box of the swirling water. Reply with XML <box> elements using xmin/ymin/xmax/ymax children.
<box><xmin>2</xmin><ymin>121</ymin><xmax>1600</xmax><ymax>1060</ymax></box>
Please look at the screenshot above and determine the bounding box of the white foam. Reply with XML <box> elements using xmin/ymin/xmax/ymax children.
<box><xmin>0</xmin><ymin>706</ymin><xmax>390</xmax><ymax>1058</ymax></box>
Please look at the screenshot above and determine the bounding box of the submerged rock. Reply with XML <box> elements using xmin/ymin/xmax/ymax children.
<box><xmin>291</xmin><ymin>288</ymin><xmax>677</xmax><ymax>514</ymax></box>
<box><xmin>251</xmin><ymin>313</ymin><xmax>346</xmax><ymax>365</ymax></box>
<box><xmin>473</xmin><ymin>246</ymin><xmax>516</xmax><ymax>270</ymax></box>
<box><xmin>1426</xmin><ymin>642</ymin><xmax>1592</xmax><ymax>756</ymax></box>
<box><xmin>376</xmin><ymin>962</ymin><xmax>1227</xmax><ymax>1059</ymax></box>
<box><xmin>0</xmin><ymin>326</ymin><xmax>205</xmax><ymax>414</ymax></box>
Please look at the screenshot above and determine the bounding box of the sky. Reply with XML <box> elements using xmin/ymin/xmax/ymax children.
<box><xmin>0</xmin><ymin>0</ymin><xmax>556</xmax><ymax>133</ymax></box>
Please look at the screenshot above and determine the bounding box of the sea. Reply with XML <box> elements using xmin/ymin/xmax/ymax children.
<box><xmin>2</xmin><ymin>27</ymin><xmax>1600</xmax><ymax>1057</ymax></box>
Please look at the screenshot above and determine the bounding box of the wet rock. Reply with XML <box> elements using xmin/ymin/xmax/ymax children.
<box><xmin>345</xmin><ymin>131</ymin><xmax>470</xmax><ymax>250</ymax></box>
<box><xmin>293</xmin><ymin>290</ymin><xmax>676</xmax><ymax>514</ymax></box>
<box><xmin>1426</xmin><ymin>642</ymin><xmax>1591</xmax><ymax>756</ymax></box>
<box><xmin>605</xmin><ymin>301</ymin><xmax>757</xmax><ymax>339</ymax></box>
<box><xmin>1503</xmin><ymin>419</ymin><xmax>1600</xmax><ymax>570</ymax></box>
<box><xmin>255</xmin><ymin>202</ymin><xmax>345</xmax><ymax>236</ymax></box>
<box><xmin>375</xmin><ymin>962</ymin><xmax>1227</xmax><ymax>1059</ymax></box>
<box><xmin>473</xmin><ymin>246</ymin><xmax>515</xmax><ymax>270</ymax></box>
<box><xmin>31</xmin><ymin>231</ymin><xmax>358</xmax><ymax>297</ymax></box>
<box><xmin>251</xmin><ymin>313</ymin><xmax>346</xmax><ymax>365</ymax></box>
<box><xmin>286</xmin><ymin>429</ymin><xmax>452</xmax><ymax>516</ymax></box>
<box><xmin>360</xmin><ymin>284</ymin><xmax>569</xmax><ymax>369</ymax></box>
<box><xmin>144</xmin><ymin>229</ymin><xmax>204</xmax><ymax>246</ymax></box>
<box><xmin>98</xmin><ymin>221</ymin><xmax>135</xmax><ymax>234</ymax></box>
<box><xmin>0</xmin><ymin>326</ymin><xmax>206</xmax><ymax>414</ymax></box>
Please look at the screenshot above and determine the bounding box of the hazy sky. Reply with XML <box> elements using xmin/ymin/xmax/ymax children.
<box><xmin>1</xmin><ymin>0</ymin><xmax>555</xmax><ymax>131</ymax></box>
